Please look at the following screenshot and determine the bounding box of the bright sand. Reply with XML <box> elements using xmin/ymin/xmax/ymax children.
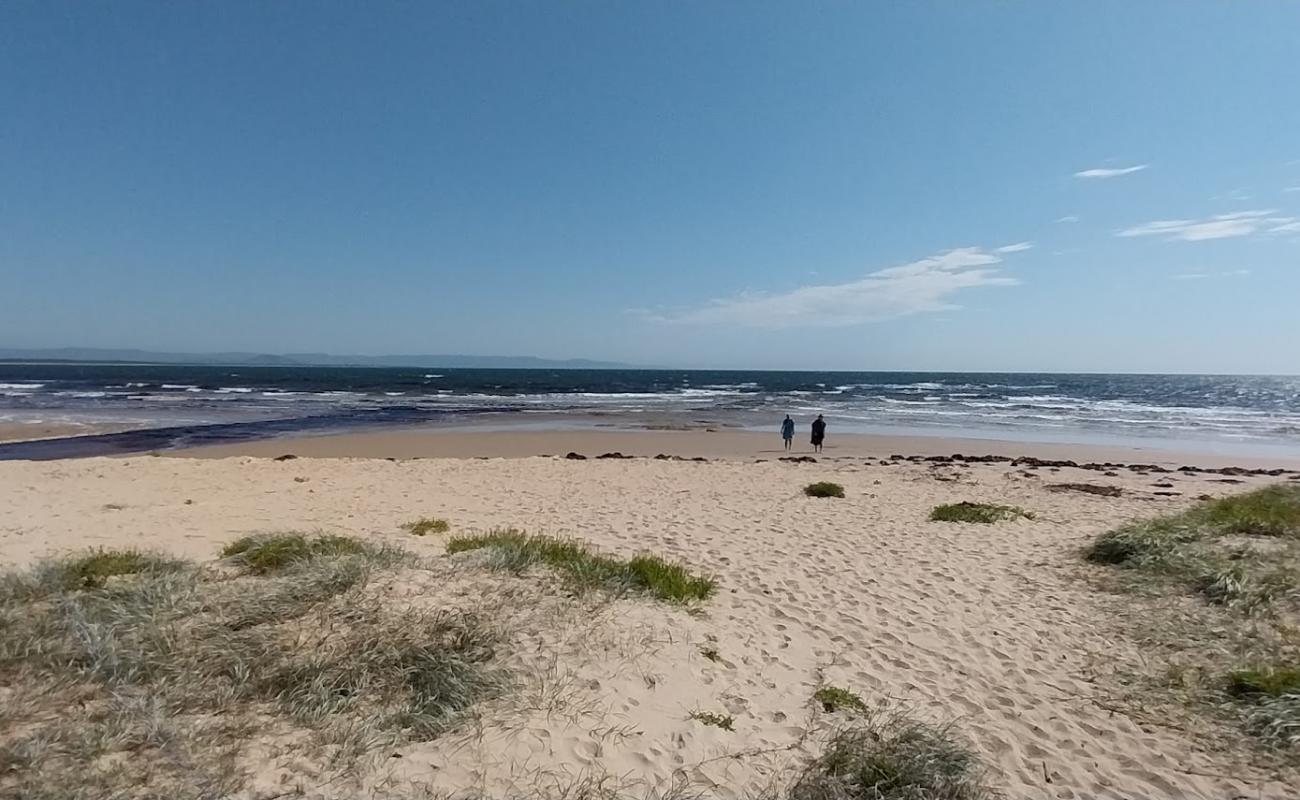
<box><xmin>3</xmin><ymin>446</ymin><xmax>1299</xmax><ymax>798</ymax></box>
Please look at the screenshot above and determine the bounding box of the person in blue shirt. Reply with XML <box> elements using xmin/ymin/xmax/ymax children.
<box><xmin>781</xmin><ymin>415</ymin><xmax>795</xmax><ymax>450</ymax></box>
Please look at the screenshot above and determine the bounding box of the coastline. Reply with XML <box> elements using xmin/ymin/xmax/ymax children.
<box><xmin>173</xmin><ymin>425</ymin><xmax>1300</xmax><ymax>469</ymax></box>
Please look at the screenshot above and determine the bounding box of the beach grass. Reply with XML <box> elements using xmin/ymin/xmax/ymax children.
<box><xmin>401</xmin><ymin>516</ymin><xmax>451</xmax><ymax>536</ymax></box>
<box><xmin>786</xmin><ymin>711</ymin><xmax>991</xmax><ymax>800</ymax></box>
<box><xmin>804</xmin><ymin>481</ymin><xmax>846</xmax><ymax>498</ymax></box>
<box><xmin>929</xmin><ymin>502</ymin><xmax>1033</xmax><ymax>524</ymax></box>
<box><xmin>814</xmin><ymin>685</ymin><xmax>867</xmax><ymax>714</ymax></box>
<box><xmin>0</xmin><ymin>547</ymin><xmax>187</xmax><ymax>599</ymax></box>
<box><xmin>0</xmin><ymin>543</ymin><xmax>503</xmax><ymax>798</ymax></box>
<box><xmin>1086</xmin><ymin>485</ymin><xmax>1300</xmax><ymax>748</ymax></box>
<box><xmin>220</xmin><ymin>532</ymin><xmax>395</xmax><ymax>574</ymax></box>
<box><xmin>1227</xmin><ymin>667</ymin><xmax>1300</xmax><ymax>698</ymax></box>
<box><xmin>446</xmin><ymin>530</ymin><xmax>716</xmax><ymax>603</ymax></box>
<box><xmin>688</xmin><ymin>710</ymin><xmax>734</xmax><ymax>731</ymax></box>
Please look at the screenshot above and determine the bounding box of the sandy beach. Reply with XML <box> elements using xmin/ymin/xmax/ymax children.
<box><xmin>4</xmin><ymin>448</ymin><xmax>1298</xmax><ymax>799</ymax></box>
<box><xmin>175</xmin><ymin>426</ymin><xmax>1300</xmax><ymax>470</ymax></box>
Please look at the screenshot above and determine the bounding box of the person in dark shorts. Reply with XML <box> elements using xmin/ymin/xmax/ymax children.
<box><xmin>810</xmin><ymin>414</ymin><xmax>826</xmax><ymax>453</ymax></box>
<box><xmin>781</xmin><ymin>415</ymin><xmax>795</xmax><ymax>450</ymax></box>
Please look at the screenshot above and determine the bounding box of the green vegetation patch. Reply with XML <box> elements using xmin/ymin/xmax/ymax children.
<box><xmin>1088</xmin><ymin>486</ymin><xmax>1300</xmax><ymax>570</ymax></box>
<box><xmin>1201</xmin><ymin>485</ymin><xmax>1300</xmax><ymax>537</ymax></box>
<box><xmin>446</xmin><ymin>530</ymin><xmax>716</xmax><ymax>603</ymax></box>
<box><xmin>400</xmin><ymin>517</ymin><xmax>450</xmax><ymax>536</ymax></box>
<box><xmin>0</xmin><ymin>548</ymin><xmax>187</xmax><ymax>600</ymax></box>
<box><xmin>689</xmin><ymin>710</ymin><xmax>734</xmax><ymax>731</ymax></box>
<box><xmin>804</xmin><ymin>481</ymin><xmax>846</xmax><ymax>498</ymax></box>
<box><xmin>814</xmin><ymin>685</ymin><xmax>867</xmax><ymax>714</ymax></box>
<box><xmin>929</xmin><ymin>502</ymin><xmax>1033</xmax><ymax>524</ymax></box>
<box><xmin>0</xmin><ymin>542</ymin><xmax>502</xmax><ymax>798</ymax></box>
<box><xmin>221</xmin><ymin>533</ymin><xmax>380</xmax><ymax>574</ymax></box>
<box><xmin>1227</xmin><ymin>667</ymin><xmax>1300</xmax><ymax>698</ymax></box>
<box><xmin>787</xmin><ymin>711</ymin><xmax>991</xmax><ymax>800</ymax></box>
<box><xmin>1084</xmin><ymin>485</ymin><xmax>1300</xmax><ymax>749</ymax></box>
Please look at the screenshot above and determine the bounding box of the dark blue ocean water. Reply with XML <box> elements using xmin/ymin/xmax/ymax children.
<box><xmin>2</xmin><ymin>364</ymin><xmax>1299</xmax><ymax>458</ymax></box>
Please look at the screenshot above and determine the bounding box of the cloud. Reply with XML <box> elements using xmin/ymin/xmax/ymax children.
<box><xmin>995</xmin><ymin>241</ymin><xmax>1033</xmax><ymax>253</ymax></box>
<box><xmin>1173</xmin><ymin>269</ymin><xmax>1250</xmax><ymax>281</ymax></box>
<box><xmin>1074</xmin><ymin>164</ymin><xmax>1148</xmax><ymax>179</ymax></box>
<box><xmin>648</xmin><ymin>248</ymin><xmax>1019</xmax><ymax>328</ymax></box>
<box><xmin>1118</xmin><ymin>209</ymin><xmax>1298</xmax><ymax>241</ymax></box>
<box><xmin>1055</xmin><ymin>215</ymin><xmax>1080</xmax><ymax>223</ymax></box>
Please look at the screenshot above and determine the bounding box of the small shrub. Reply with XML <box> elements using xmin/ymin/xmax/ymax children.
<box><xmin>929</xmin><ymin>502</ymin><xmax>1033</xmax><ymax>524</ymax></box>
<box><xmin>401</xmin><ymin>517</ymin><xmax>450</xmax><ymax>536</ymax></box>
<box><xmin>446</xmin><ymin>531</ymin><xmax>716</xmax><ymax>603</ymax></box>
<box><xmin>788</xmin><ymin>712</ymin><xmax>991</xmax><ymax>800</ymax></box>
<box><xmin>689</xmin><ymin>710</ymin><xmax>734</xmax><ymax>731</ymax></box>
<box><xmin>700</xmin><ymin>646</ymin><xmax>721</xmax><ymax>662</ymax></box>
<box><xmin>814</xmin><ymin>685</ymin><xmax>866</xmax><ymax>713</ymax></box>
<box><xmin>221</xmin><ymin>533</ymin><xmax>371</xmax><ymax>574</ymax></box>
<box><xmin>1226</xmin><ymin>667</ymin><xmax>1300</xmax><ymax>697</ymax></box>
<box><xmin>804</xmin><ymin>482</ymin><xmax>846</xmax><ymax>499</ymax></box>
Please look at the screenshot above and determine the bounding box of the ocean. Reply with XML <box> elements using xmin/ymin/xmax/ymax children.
<box><xmin>1</xmin><ymin>364</ymin><xmax>1299</xmax><ymax>459</ymax></box>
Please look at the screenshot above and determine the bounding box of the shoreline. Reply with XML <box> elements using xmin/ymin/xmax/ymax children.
<box><xmin>173</xmin><ymin>426</ymin><xmax>1300</xmax><ymax>470</ymax></box>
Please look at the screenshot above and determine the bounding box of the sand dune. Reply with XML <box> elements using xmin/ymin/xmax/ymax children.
<box><xmin>2</xmin><ymin>454</ymin><xmax>1297</xmax><ymax>798</ymax></box>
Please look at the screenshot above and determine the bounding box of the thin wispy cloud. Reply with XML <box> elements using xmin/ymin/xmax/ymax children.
<box><xmin>1118</xmin><ymin>210</ymin><xmax>1298</xmax><ymax>242</ymax></box>
<box><xmin>1284</xmin><ymin>186</ymin><xmax>1300</xmax><ymax>193</ymax></box>
<box><xmin>995</xmin><ymin>241</ymin><xmax>1033</xmax><ymax>253</ymax></box>
<box><xmin>1074</xmin><ymin>164</ymin><xmax>1148</xmax><ymax>179</ymax></box>
<box><xmin>1174</xmin><ymin>269</ymin><xmax>1251</xmax><ymax>280</ymax></box>
<box><xmin>646</xmin><ymin>248</ymin><xmax>1019</xmax><ymax>328</ymax></box>
<box><xmin>1055</xmin><ymin>215</ymin><xmax>1080</xmax><ymax>223</ymax></box>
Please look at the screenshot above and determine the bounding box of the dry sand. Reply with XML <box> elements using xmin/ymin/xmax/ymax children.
<box><xmin>3</xmin><ymin>452</ymin><xmax>1299</xmax><ymax>798</ymax></box>
<box><xmin>177</xmin><ymin>426</ymin><xmax>1300</xmax><ymax>470</ymax></box>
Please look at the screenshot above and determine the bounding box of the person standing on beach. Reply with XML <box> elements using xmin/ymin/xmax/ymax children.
<box><xmin>811</xmin><ymin>414</ymin><xmax>827</xmax><ymax>453</ymax></box>
<box><xmin>781</xmin><ymin>415</ymin><xmax>795</xmax><ymax>450</ymax></box>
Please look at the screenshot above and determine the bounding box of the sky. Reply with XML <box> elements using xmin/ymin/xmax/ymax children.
<box><xmin>2</xmin><ymin>2</ymin><xmax>1299</xmax><ymax>373</ymax></box>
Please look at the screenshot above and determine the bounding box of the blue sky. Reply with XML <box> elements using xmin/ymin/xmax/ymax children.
<box><xmin>2</xmin><ymin>2</ymin><xmax>1298</xmax><ymax>373</ymax></box>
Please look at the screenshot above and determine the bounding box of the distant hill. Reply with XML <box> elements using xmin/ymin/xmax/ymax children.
<box><xmin>0</xmin><ymin>347</ymin><xmax>636</xmax><ymax>370</ymax></box>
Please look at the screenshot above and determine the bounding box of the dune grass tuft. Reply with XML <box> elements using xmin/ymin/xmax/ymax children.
<box><xmin>400</xmin><ymin>517</ymin><xmax>450</xmax><ymax>536</ymax></box>
<box><xmin>1085</xmin><ymin>485</ymin><xmax>1300</xmax><ymax>748</ymax></box>
<box><xmin>446</xmin><ymin>530</ymin><xmax>716</xmax><ymax>603</ymax></box>
<box><xmin>814</xmin><ymin>685</ymin><xmax>867</xmax><ymax>714</ymax></box>
<box><xmin>1227</xmin><ymin>666</ymin><xmax>1300</xmax><ymax>697</ymax></box>
<box><xmin>700</xmin><ymin>645</ymin><xmax>721</xmax><ymax>662</ymax></box>
<box><xmin>1088</xmin><ymin>486</ymin><xmax>1300</xmax><ymax>570</ymax></box>
<box><xmin>689</xmin><ymin>710</ymin><xmax>734</xmax><ymax>731</ymax></box>
<box><xmin>787</xmin><ymin>711</ymin><xmax>991</xmax><ymax>800</ymax></box>
<box><xmin>929</xmin><ymin>502</ymin><xmax>1033</xmax><ymax>524</ymax></box>
<box><xmin>220</xmin><ymin>533</ymin><xmax>383</xmax><ymax>574</ymax></box>
<box><xmin>0</xmin><ymin>543</ymin><xmax>502</xmax><ymax>798</ymax></box>
<box><xmin>804</xmin><ymin>481</ymin><xmax>846</xmax><ymax>499</ymax></box>
<box><xmin>0</xmin><ymin>548</ymin><xmax>187</xmax><ymax>600</ymax></box>
<box><xmin>1202</xmin><ymin>485</ymin><xmax>1300</xmax><ymax>536</ymax></box>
